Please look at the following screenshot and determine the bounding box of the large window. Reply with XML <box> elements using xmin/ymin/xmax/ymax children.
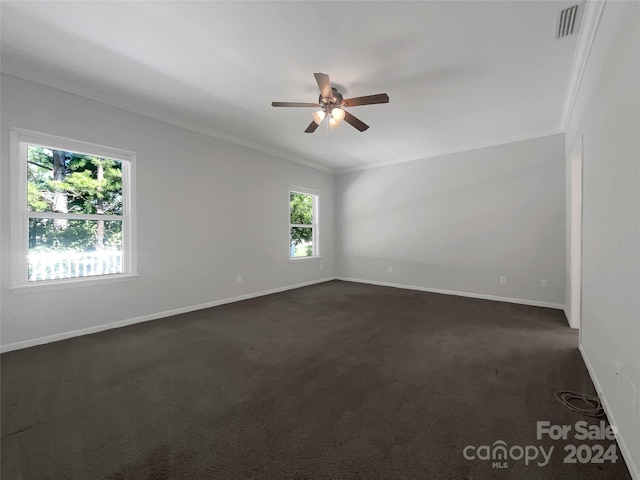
<box><xmin>11</xmin><ymin>129</ymin><xmax>136</xmax><ymax>288</ymax></box>
<box><xmin>289</xmin><ymin>187</ymin><xmax>319</xmax><ymax>258</ymax></box>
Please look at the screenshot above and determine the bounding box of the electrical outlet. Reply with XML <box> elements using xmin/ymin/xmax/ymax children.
<box><xmin>615</xmin><ymin>361</ymin><xmax>622</xmax><ymax>383</ymax></box>
<box><xmin>541</xmin><ymin>279</ymin><xmax>548</xmax><ymax>288</ymax></box>
<box><xmin>499</xmin><ymin>276</ymin><xmax>507</xmax><ymax>285</ymax></box>
<box><xmin>320</xmin><ymin>264</ymin><xmax>324</xmax><ymax>271</ymax></box>
<box><xmin>388</xmin><ymin>266</ymin><xmax>393</xmax><ymax>274</ymax></box>
<box><xmin>237</xmin><ymin>275</ymin><xmax>242</xmax><ymax>284</ymax></box>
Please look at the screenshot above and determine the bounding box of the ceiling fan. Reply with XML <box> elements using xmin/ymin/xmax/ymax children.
<box><xmin>271</xmin><ymin>73</ymin><xmax>389</xmax><ymax>133</ymax></box>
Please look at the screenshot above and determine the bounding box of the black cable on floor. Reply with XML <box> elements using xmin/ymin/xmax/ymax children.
<box><xmin>554</xmin><ymin>390</ymin><xmax>605</xmax><ymax>417</ymax></box>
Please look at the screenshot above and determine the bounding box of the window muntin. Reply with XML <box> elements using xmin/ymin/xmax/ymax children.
<box><xmin>289</xmin><ymin>188</ymin><xmax>319</xmax><ymax>258</ymax></box>
<box><xmin>11</xmin><ymin>129</ymin><xmax>136</xmax><ymax>287</ymax></box>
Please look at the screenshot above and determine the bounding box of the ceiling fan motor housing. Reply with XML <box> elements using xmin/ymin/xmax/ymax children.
<box><xmin>319</xmin><ymin>88</ymin><xmax>344</xmax><ymax>111</ymax></box>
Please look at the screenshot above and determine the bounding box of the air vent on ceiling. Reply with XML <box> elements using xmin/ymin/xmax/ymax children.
<box><xmin>556</xmin><ymin>4</ymin><xmax>580</xmax><ymax>39</ymax></box>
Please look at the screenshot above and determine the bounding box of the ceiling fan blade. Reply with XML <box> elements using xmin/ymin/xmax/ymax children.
<box><xmin>304</xmin><ymin>121</ymin><xmax>320</xmax><ymax>133</ymax></box>
<box><xmin>342</xmin><ymin>93</ymin><xmax>390</xmax><ymax>107</ymax></box>
<box><xmin>343</xmin><ymin>110</ymin><xmax>369</xmax><ymax>132</ymax></box>
<box><xmin>272</xmin><ymin>102</ymin><xmax>320</xmax><ymax>107</ymax></box>
<box><xmin>314</xmin><ymin>73</ymin><xmax>333</xmax><ymax>99</ymax></box>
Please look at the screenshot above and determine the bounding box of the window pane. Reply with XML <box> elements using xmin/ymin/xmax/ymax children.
<box><xmin>290</xmin><ymin>226</ymin><xmax>313</xmax><ymax>257</ymax></box>
<box><xmin>290</xmin><ymin>192</ymin><xmax>313</xmax><ymax>224</ymax></box>
<box><xmin>28</xmin><ymin>218</ymin><xmax>123</xmax><ymax>281</ymax></box>
<box><xmin>27</xmin><ymin>145</ymin><xmax>123</xmax><ymax>215</ymax></box>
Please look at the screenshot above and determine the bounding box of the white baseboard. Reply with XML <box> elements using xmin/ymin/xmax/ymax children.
<box><xmin>563</xmin><ymin>307</ymin><xmax>580</xmax><ymax>329</ymax></box>
<box><xmin>0</xmin><ymin>277</ymin><xmax>337</xmax><ymax>353</ymax></box>
<box><xmin>337</xmin><ymin>277</ymin><xmax>565</xmax><ymax>309</ymax></box>
<box><xmin>579</xmin><ymin>344</ymin><xmax>639</xmax><ymax>480</ymax></box>
<box><xmin>0</xmin><ymin>276</ymin><xmax>566</xmax><ymax>351</ymax></box>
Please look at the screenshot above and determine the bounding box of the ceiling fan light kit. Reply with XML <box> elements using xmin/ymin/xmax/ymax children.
<box><xmin>312</xmin><ymin>110</ymin><xmax>326</xmax><ymax>125</ymax></box>
<box><xmin>271</xmin><ymin>73</ymin><xmax>389</xmax><ymax>134</ymax></box>
<box><xmin>331</xmin><ymin>107</ymin><xmax>346</xmax><ymax>122</ymax></box>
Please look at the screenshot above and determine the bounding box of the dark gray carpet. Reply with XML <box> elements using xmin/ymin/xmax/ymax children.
<box><xmin>1</xmin><ymin>280</ymin><xmax>632</xmax><ymax>479</ymax></box>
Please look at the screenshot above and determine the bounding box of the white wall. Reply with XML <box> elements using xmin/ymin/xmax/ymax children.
<box><xmin>336</xmin><ymin>134</ymin><xmax>566</xmax><ymax>307</ymax></box>
<box><xmin>0</xmin><ymin>74</ymin><xmax>335</xmax><ymax>350</ymax></box>
<box><xmin>565</xmin><ymin>1</ymin><xmax>640</xmax><ymax>476</ymax></box>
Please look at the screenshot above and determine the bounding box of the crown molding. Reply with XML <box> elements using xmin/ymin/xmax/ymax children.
<box><xmin>336</xmin><ymin>130</ymin><xmax>565</xmax><ymax>174</ymax></box>
<box><xmin>0</xmin><ymin>72</ymin><xmax>337</xmax><ymax>174</ymax></box>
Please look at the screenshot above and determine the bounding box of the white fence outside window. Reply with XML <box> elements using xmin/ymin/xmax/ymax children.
<box><xmin>28</xmin><ymin>251</ymin><xmax>123</xmax><ymax>282</ymax></box>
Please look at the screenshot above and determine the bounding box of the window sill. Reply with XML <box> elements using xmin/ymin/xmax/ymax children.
<box><xmin>10</xmin><ymin>274</ymin><xmax>139</xmax><ymax>294</ymax></box>
<box><xmin>289</xmin><ymin>256</ymin><xmax>322</xmax><ymax>262</ymax></box>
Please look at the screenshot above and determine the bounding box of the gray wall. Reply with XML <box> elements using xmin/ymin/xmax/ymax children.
<box><xmin>565</xmin><ymin>1</ymin><xmax>640</xmax><ymax>475</ymax></box>
<box><xmin>336</xmin><ymin>134</ymin><xmax>566</xmax><ymax>306</ymax></box>
<box><xmin>0</xmin><ymin>76</ymin><xmax>569</xmax><ymax>348</ymax></box>
<box><xmin>0</xmin><ymin>74</ymin><xmax>335</xmax><ymax>349</ymax></box>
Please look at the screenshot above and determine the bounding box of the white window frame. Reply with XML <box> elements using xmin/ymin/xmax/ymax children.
<box><xmin>9</xmin><ymin>128</ymin><xmax>138</xmax><ymax>292</ymax></box>
<box><xmin>288</xmin><ymin>186</ymin><xmax>320</xmax><ymax>260</ymax></box>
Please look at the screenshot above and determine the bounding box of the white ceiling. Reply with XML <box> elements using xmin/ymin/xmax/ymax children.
<box><xmin>1</xmin><ymin>1</ymin><xmax>582</xmax><ymax>172</ymax></box>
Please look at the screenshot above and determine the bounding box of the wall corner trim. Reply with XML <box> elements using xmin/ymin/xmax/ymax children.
<box><xmin>563</xmin><ymin>307</ymin><xmax>580</xmax><ymax>329</ymax></box>
<box><xmin>561</xmin><ymin>0</ymin><xmax>608</xmax><ymax>130</ymax></box>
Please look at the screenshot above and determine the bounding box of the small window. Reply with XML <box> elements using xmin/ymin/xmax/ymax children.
<box><xmin>11</xmin><ymin>129</ymin><xmax>136</xmax><ymax>288</ymax></box>
<box><xmin>289</xmin><ymin>187</ymin><xmax>319</xmax><ymax>258</ymax></box>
